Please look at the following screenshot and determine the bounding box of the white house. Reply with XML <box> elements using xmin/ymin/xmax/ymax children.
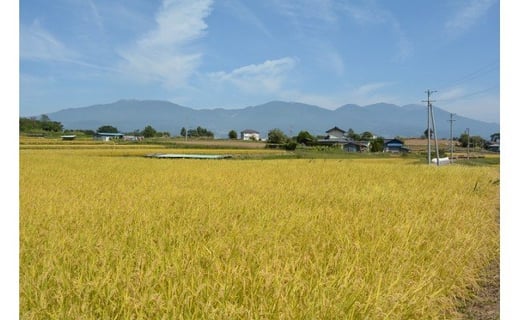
<box><xmin>240</xmin><ymin>129</ymin><xmax>260</xmax><ymax>141</ymax></box>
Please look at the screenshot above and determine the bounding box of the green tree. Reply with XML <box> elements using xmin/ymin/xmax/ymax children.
<box><xmin>97</xmin><ymin>125</ymin><xmax>119</xmax><ymax>133</ymax></box>
<box><xmin>19</xmin><ymin>117</ymin><xmax>63</xmax><ymax>133</ymax></box>
<box><xmin>470</xmin><ymin>135</ymin><xmax>486</xmax><ymax>149</ymax></box>
<box><xmin>370</xmin><ymin>137</ymin><xmax>385</xmax><ymax>152</ymax></box>
<box><xmin>423</xmin><ymin>128</ymin><xmax>433</xmax><ymax>139</ymax></box>
<box><xmin>267</xmin><ymin>128</ymin><xmax>287</xmax><ymax>144</ymax></box>
<box><xmin>360</xmin><ymin>131</ymin><xmax>374</xmax><ymax>141</ymax></box>
<box><xmin>346</xmin><ymin>128</ymin><xmax>361</xmax><ymax>141</ymax></box>
<box><xmin>296</xmin><ymin>130</ymin><xmax>315</xmax><ymax>145</ymax></box>
<box><xmin>141</xmin><ymin>125</ymin><xmax>157</xmax><ymax>138</ymax></box>
<box><xmin>187</xmin><ymin>126</ymin><xmax>214</xmax><ymax>138</ymax></box>
<box><xmin>180</xmin><ymin>127</ymin><xmax>187</xmax><ymax>137</ymax></box>
<box><xmin>228</xmin><ymin>130</ymin><xmax>237</xmax><ymax>139</ymax></box>
<box><xmin>458</xmin><ymin>133</ymin><xmax>470</xmax><ymax>147</ymax></box>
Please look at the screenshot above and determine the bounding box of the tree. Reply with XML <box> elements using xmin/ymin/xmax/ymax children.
<box><xmin>346</xmin><ymin>128</ymin><xmax>361</xmax><ymax>141</ymax></box>
<box><xmin>40</xmin><ymin>114</ymin><xmax>50</xmax><ymax>122</ymax></box>
<box><xmin>458</xmin><ymin>132</ymin><xmax>470</xmax><ymax>147</ymax></box>
<box><xmin>141</xmin><ymin>125</ymin><xmax>157</xmax><ymax>138</ymax></box>
<box><xmin>423</xmin><ymin>128</ymin><xmax>433</xmax><ymax>139</ymax></box>
<box><xmin>187</xmin><ymin>126</ymin><xmax>214</xmax><ymax>138</ymax></box>
<box><xmin>470</xmin><ymin>135</ymin><xmax>486</xmax><ymax>149</ymax></box>
<box><xmin>19</xmin><ymin>117</ymin><xmax>63</xmax><ymax>132</ymax></box>
<box><xmin>97</xmin><ymin>125</ymin><xmax>118</xmax><ymax>133</ymax></box>
<box><xmin>296</xmin><ymin>130</ymin><xmax>315</xmax><ymax>145</ymax></box>
<box><xmin>267</xmin><ymin>128</ymin><xmax>287</xmax><ymax>144</ymax></box>
<box><xmin>228</xmin><ymin>130</ymin><xmax>237</xmax><ymax>139</ymax></box>
<box><xmin>370</xmin><ymin>137</ymin><xmax>385</xmax><ymax>152</ymax></box>
<box><xmin>360</xmin><ymin>131</ymin><xmax>374</xmax><ymax>141</ymax></box>
<box><xmin>180</xmin><ymin>127</ymin><xmax>187</xmax><ymax>137</ymax></box>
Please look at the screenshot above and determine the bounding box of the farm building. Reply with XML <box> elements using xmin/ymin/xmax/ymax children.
<box><xmin>241</xmin><ymin>129</ymin><xmax>260</xmax><ymax>141</ymax></box>
<box><xmin>383</xmin><ymin>139</ymin><xmax>409</xmax><ymax>153</ymax></box>
<box><xmin>94</xmin><ymin>132</ymin><xmax>124</xmax><ymax>141</ymax></box>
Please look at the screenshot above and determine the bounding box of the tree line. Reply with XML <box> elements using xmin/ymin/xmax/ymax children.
<box><xmin>20</xmin><ymin>115</ymin><xmax>63</xmax><ymax>133</ymax></box>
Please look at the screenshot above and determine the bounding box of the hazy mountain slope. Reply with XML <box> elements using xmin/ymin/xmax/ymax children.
<box><xmin>45</xmin><ymin>100</ymin><xmax>499</xmax><ymax>139</ymax></box>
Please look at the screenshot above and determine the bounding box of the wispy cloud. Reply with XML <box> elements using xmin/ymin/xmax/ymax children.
<box><xmin>281</xmin><ymin>0</ymin><xmax>336</xmax><ymax>22</ymax></box>
<box><xmin>340</xmin><ymin>1</ymin><xmax>413</xmax><ymax>61</ymax></box>
<box><xmin>445</xmin><ymin>0</ymin><xmax>498</xmax><ymax>37</ymax></box>
<box><xmin>86</xmin><ymin>0</ymin><xmax>104</xmax><ymax>32</ymax></box>
<box><xmin>221</xmin><ymin>0</ymin><xmax>272</xmax><ymax>38</ymax></box>
<box><xmin>117</xmin><ymin>0</ymin><xmax>213</xmax><ymax>88</ymax></box>
<box><xmin>20</xmin><ymin>20</ymin><xmax>80</xmax><ymax>62</ymax></box>
<box><xmin>209</xmin><ymin>57</ymin><xmax>298</xmax><ymax>93</ymax></box>
<box><xmin>20</xmin><ymin>20</ymin><xmax>116</xmax><ymax>72</ymax></box>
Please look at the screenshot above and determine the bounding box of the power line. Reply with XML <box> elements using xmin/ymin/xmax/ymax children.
<box><xmin>436</xmin><ymin>60</ymin><xmax>499</xmax><ymax>91</ymax></box>
<box><xmin>436</xmin><ymin>85</ymin><xmax>499</xmax><ymax>104</ymax></box>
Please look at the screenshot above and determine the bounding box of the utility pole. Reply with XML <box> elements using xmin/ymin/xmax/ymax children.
<box><xmin>423</xmin><ymin>90</ymin><xmax>437</xmax><ymax>165</ymax></box>
<box><xmin>448</xmin><ymin>113</ymin><xmax>456</xmax><ymax>163</ymax></box>
<box><xmin>466</xmin><ymin>128</ymin><xmax>470</xmax><ymax>159</ymax></box>
<box><xmin>431</xmin><ymin>105</ymin><xmax>440</xmax><ymax>166</ymax></box>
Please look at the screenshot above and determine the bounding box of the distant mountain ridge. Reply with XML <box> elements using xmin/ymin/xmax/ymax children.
<box><xmin>45</xmin><ymin>99</ymin><xmax>499</xmax><ymax>139</ymax></box>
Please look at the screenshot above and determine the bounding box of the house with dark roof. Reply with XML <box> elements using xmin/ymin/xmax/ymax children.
<box><xmin>383</xmin><ymin>139</ymin><xmax>409</xmax><ymax>153</ymax></box>
<box><xmin>325</xmin><ymin>126</ymin><xmax>346</xmax><ymax>139</ymax></box>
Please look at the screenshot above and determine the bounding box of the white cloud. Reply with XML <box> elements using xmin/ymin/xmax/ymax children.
<box><xmin>445</xmin><ymin>0</ymin><xmax>498</xmax><ymax>36</ymax></box>
<box><xmin>209</xmin><ymin>57</ymin><xmax>298</xmax><ymax>93</ymax></box>
<box><xmin>117</xmin><ymin>0</ymin><xmax>213</xmax><ymax>88</ymax></box>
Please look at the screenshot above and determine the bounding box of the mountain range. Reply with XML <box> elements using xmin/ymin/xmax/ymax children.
<box><xmin>44</xmin><ymin>99</ymin><xmax>499</xmax><ymax>139</ymax></box>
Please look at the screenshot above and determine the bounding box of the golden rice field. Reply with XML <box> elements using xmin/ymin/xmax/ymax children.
<box><xmin>19</xmin><ymin>147</ymin><xmax>499</xmax><ymax>319</ymax></box>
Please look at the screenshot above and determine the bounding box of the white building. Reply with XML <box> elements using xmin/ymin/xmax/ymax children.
<box><xmin>240</xmin><ymin>129</ymin><xmax>260</xmax><ymax>141</ymax></box>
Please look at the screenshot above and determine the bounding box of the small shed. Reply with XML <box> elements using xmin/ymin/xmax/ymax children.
<box><xmin>61</xmin><ymin>135</ymin><xmax>76</xmax><ymax>141</ymax></box>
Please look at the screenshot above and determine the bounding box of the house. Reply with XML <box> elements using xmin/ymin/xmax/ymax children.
<box><xmin>93</xmin><ymin>132</ymin><xmax>124</xmax><ymax>141</ymax></box>
<box><xmin>343</xmin><ymin>141</ymin><xmax>371</xmax><ymax>152</ymax></box>
<box><xmin>325</xmin><ymin>126</ymin><xmax>347</xmax><ymax>139</ymax></box>
<box><xmin>61</xmin><ymin>135</ymin><xmax>76</xmax><ymax>141</ymax></box>
<box><xmin>316</xmin><ymin>126</ymin><xmax>348</xmax><ymax>145</ymax></box>
<box><xmin>241</xmin><ymin>129</ymin><xmax>260</xmax><ymax>141</ymax></box>
<box><xmin>383</xmin><ymin>139</ymin><xmax>409</xmax><ymax>153</ymax></box>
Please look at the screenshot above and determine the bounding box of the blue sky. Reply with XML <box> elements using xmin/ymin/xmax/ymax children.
<box><xmin>19</xmin><ymin>0</ymin><xmax>500</xmax><ymax>123</ymax></box>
